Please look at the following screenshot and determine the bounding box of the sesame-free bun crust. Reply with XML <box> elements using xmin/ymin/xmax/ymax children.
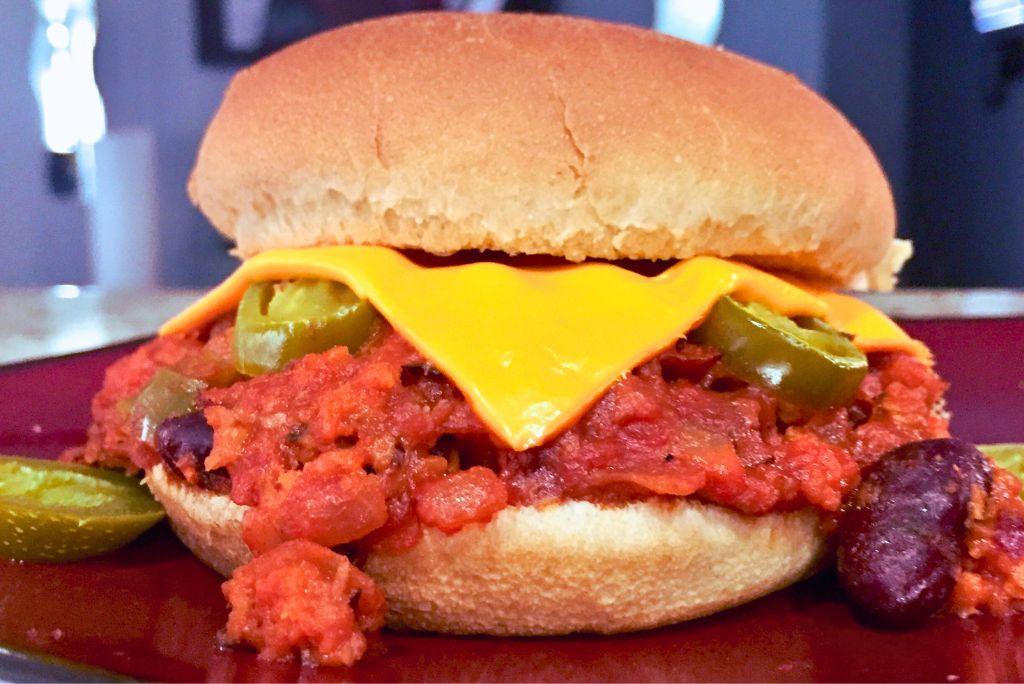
<box><xmin>146</xmin><ymin>464</ymin><xmax>825</xmax><ymax>635</ymax></box>
<box><xmin>189</xmin><ymin>12</ymin><xmax>902</xmax><ymax>289</ymax></box>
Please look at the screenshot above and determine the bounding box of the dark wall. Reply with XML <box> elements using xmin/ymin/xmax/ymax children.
<box><xmin>720</xmin><ymin>0</ymin><xmax>826</xmax><ymax>92</ymax></box>
<box><xmin>906</xmin><ymin>0</ymin><xmax>1024</xmax><ymax>286</ymax></box>
<box><xmin>555</xmin><ymin>0</ymin><xmax>652</xmax><ymax>26</ymax></box>
<box><xmin>823</xmin><ymin>0</ymin><xmax>910</xmax><ymax>231</ymax></box>
<box><xmin>95</xmin><ymin>0</ymin><xmax>237</xmax><ymax>288</ymax></box>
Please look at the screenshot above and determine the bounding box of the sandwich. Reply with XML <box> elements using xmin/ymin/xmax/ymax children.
<box><xmin>68</xmin><ymin>12</ymin><xmax>1024</xmax><ymax>666</ymax></box>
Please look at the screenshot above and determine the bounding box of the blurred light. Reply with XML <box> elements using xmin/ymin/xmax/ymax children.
<box><xmin>51</xmin><ymin>284</ymin><xmax>81</xmax><ymax>299</ymax></box>
<box><xmin>654</xmin><ymin>0</ymin><xmax>724</xmax><ymax>45</ymax></box>
<box><xmin>39</xmin><ymin>0</ymin><xmax>68</xmax><ymax>22</ymax></box>
<box><xmin>46</xmin><ymin>23</ymin><xmax>69</xmax><ymax>50</ymax></box>
<box><xmin>30</xmin><ymin>0</ymin><xmax>106</xmax><ymax>154</ymax></box>
<box><xmin>973</xmin><ymin>0</ymin><xmax>1024</xmax><ymax>33</ymax></box>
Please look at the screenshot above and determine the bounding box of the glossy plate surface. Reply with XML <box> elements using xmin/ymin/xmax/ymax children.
<box><xmin>0</xmin><ymin>319</ymin><xmax>1023</xmax><ymax>682</ymax></box>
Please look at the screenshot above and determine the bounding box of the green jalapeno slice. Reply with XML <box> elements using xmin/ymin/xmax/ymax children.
<box><xmin>232</xmin><ymin>279</ymin><xmax>378</xmax><ymax>376</ymax></box>
<box><xmin>0</xmin><ymin>456</ymin><xmax>164</xmax><ymax>562</ymax></box>
<box><xmin>690</xmin><ymin>296</ymin><xmax>868</xmax><ymax>408</ymax></box>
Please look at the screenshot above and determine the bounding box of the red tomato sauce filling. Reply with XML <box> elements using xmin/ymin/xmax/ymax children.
<box><xmin>67</xmin><ymin>317</ymin><xmax>1021</xmax><ymax>664</ymax></box>
<box><xmin>955</xmin><ymin>468</ymin><xmax>1024</xmax><ymax>616</ymax></box>
<box><xmin>222</xmin><ymin>539</ymin><xmax>385</xmax><ymax>666</ymax></box>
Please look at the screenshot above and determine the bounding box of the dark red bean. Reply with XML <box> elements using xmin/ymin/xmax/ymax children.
<box><xmin>996</xmin><ymin>514</ymin><xmax>1024</xmax><ymax>559</ymax></box>
<box><xmin>846</xmin><ymin>400</ymin><xmax>873</xmax><ymax>428</ymax></box>
<box><xmin>155</xmin><ymin>411</ymin><xmax>228</xmax><ymax>491</ymax></box>
<box><xmin>837</xmin><ymin>438</ymin><xmax>991</xmax><ymax>627</ymax></box>
<box><xmin>400</xmin><ymin>363</ymin><xmax>445</xmax><ymax>386</ymax></box>
<box><xmin>659</xmin><ymin>344</ymin><xmax>721</xmax><ymax>383</ymax></box>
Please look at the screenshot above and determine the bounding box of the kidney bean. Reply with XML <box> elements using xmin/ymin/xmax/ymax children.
<box><xmin>155</xmin><ymin>411</ymin><xmax>227</xmax><ymax>491</ymax></box>
<box><xmin>658</xmin><ymin>343</ymin><xmax>721</xmax><ymax>384</ymax></box>
<box><xmin>837</xmin><ymin>438</ymin><xmax>991</xmax><ymax>627</ymax></box>
<box><xmin>996</xmin><ymin>514</ymin><xmax>1024</xmax><ymax>558</ymax></box>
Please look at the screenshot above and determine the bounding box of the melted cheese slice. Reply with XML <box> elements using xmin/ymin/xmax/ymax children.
<box><xmin>162</xmin><ymin>247</ymin><xmax>930</xmax><ymax>451</ymax></box>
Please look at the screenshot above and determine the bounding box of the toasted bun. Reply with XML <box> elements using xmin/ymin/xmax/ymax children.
<box><xmin>189</xmin><ymin>12</ymin><xmax>902</xmax><ymax>289</ymax></box>
<box><xmin>146</xmin><ymin>464</ymin><xmax>825</xmax><ymax>635</ymax></box>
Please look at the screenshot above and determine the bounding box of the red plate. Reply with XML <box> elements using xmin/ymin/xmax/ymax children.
<box><xmin>1</xmin><ymin>319</ymin><xmax>1024</xmax><ymax>682</ymax></box>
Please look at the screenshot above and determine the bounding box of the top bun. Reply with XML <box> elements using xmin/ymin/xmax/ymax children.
<box><xmin>189</xmin><ymin>12</ymin><xmax>904</xmax><ymax>288</ymax></box>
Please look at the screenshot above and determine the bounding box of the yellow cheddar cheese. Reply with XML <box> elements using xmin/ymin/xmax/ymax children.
<box><xmin>162</xmin><ymin>247</ymin><xmax>930</xmax><ymax>450</ymax></box>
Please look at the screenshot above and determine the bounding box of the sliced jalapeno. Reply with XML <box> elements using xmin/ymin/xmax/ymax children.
<box><xmin>690</xmin><ymin>296</ymin><xmax>868</xmax><ymax>408</ymax></box>
<box><xmin>233</xmin><ymin>279</ymin><xmax>378</xmax><ymax>376</ymax></box>
<box><xmin>131</xmin><ymin>368</ymin><xmax>206</xmax><ymax>445</ymax></box>
<box><xmin>0</xmin><ymin>456</ymin><xmax>165</xmax><ymax>562</ymax></box>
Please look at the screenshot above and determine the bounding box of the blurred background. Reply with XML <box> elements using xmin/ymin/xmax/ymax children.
<box><xmin>1</xmin><ymin>0</ymin><xmax>1022</xmax><ymax>291</ymax></box>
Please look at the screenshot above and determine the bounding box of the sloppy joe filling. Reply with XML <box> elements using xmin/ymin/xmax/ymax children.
<box><xmin>956</xmin><ymin>468</ymin><xmax>1024</xmax><ymax>615</ymax></box>
<box><xmin>68</xmin><ymin>315</ymin><xmax>1024</xmax><ymax>664</ymax></box>
<box><xmin>222</xmin><ymin>539</ymin><xmax>386</xmax><ymax>666</ymax></box>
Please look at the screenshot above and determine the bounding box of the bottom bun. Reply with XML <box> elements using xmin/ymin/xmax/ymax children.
<box><xmin>146</xmin><ymin>464</ymin><xmax>826</xmax><ymax>635</ymax></box>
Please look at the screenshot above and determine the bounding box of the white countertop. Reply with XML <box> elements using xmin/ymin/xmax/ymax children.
<box><xmin>6</xmin><ymin>286</ymin><xmax>202</xmax><ymax>365</ymax></box>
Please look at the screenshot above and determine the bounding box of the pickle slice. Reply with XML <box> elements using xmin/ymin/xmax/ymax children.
<box><xmin>233</xmin><ymin>279</ymin><xmax>379</xmax><ymax>376</ymax></box>
<box><xmin>0</xmin><ymin>456</ymin><xmax>165</xmax><ymax>562</ymax></box>
<box><xmin>980</xmin><ymin>444</ymin><xmax>1024</xmax><ymax>498</ymax></box>
<box><xmin>690</xmin><ymin>296</ymin><xmax>869</xmax><ymax>408</ymax></box>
